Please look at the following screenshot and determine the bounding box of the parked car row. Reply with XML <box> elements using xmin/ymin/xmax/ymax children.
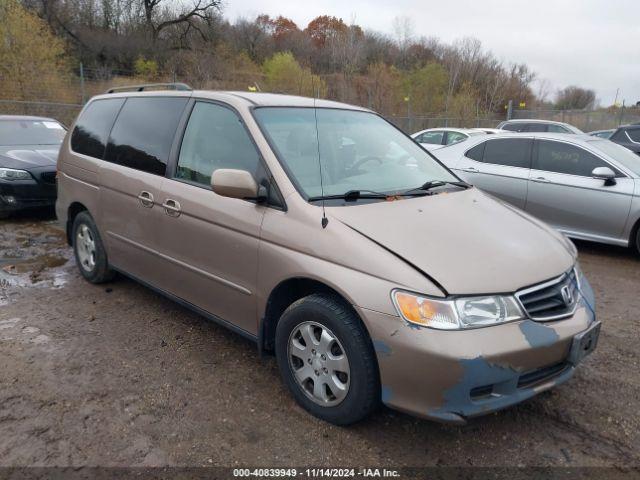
<box><xmin>1</xmin><ymin>88</ymin><xmax>632</xmax><ymax>426</ymax></box>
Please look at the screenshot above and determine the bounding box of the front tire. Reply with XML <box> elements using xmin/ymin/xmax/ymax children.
<box><xmin>72</xmin><ymin>211</ymin><xmax>115</xmax><ymax>283</ymax></box>
<box><xmin>275</xmin><ymin>294</ymin><xmax>379</xmax><ymax>425</ymax></box>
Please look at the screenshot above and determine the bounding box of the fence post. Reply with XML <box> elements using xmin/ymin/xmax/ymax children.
<box><xmin>79</xmin><ymin>63</ymin><xmax>86</xmax><ymax>104</ymax></box>
<box><xmin>618</xmin><ymin>100</ymin><xmax>625</xmax><ymax>126</ymax></box>
<box><xmin>506</xmin><ymin>100</ymin><xmax>513</xmax><ymax>120</ymax></box>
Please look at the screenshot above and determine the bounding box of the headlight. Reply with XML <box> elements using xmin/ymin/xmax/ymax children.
<box><xmin>0</xmin><ymin>168</ymin><xmax>32</xmax><ymax>181</ymax></box>
<box><xmin>392</xmin><ymin>290</ymin><xmax>525</xmax><ymax>330</ymax></box>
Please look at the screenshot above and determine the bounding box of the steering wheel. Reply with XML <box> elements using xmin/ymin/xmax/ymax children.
<box><xmin>351</xmin><ymin>156</ymin><xmax>383</xmax><ymax>170</ymax></box>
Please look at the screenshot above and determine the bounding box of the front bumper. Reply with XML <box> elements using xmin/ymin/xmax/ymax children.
<box><xmin>359</xmin><ymin>272</ymin><xmax>597</xmax><ymax>424</ymax></box>
<box><xmin>0</xmin><ymin>169</ymin><xmax>57</xmax><ymax>213</ymax></box>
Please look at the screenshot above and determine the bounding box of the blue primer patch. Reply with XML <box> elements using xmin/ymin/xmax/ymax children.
<box><xmin>577</xmin><ymin>271</ymin><xmax>596</xmax><ymax>320</ymax></box>
<box><xmin>428</xmin><ymin>355</ymin><xmax>576</xmax><ymax>422</ymax></box>
<box><xmin>519</xmin><ymin>321</ymin><xmax>560</xmax><ymax>348</ymax></box>
<box><xmin>431</xmin><ymin>356</ymin><xmax>520</xmax><ymax>418</ymax></box>
<box><xmin>372</xmin><ymin>340</ymin><xmax>392</xmax><ymax>357</ymax></box>
<box><xmin>381</xmin><ymin>385</ymin><xmax>393</xmax><ymax>404</ymax></box>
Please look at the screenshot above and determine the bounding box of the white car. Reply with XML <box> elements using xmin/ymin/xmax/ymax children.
<box><xmin>411</xmin><ymin>128</ymin><xmax>486</xmax><ymax>151</ymax></box>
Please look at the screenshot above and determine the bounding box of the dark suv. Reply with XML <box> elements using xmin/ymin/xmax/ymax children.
<box><xmin>609</xmin><ymin>125</ymin><xmax>640</xmax><ymax>155</ymax></box>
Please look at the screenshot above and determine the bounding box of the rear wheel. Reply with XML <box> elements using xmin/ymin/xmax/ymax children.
<box><xmin>635</xmin><ymin>227</ymin><xmax>640</xmax><ymax>256</ymax></box>
<box><xmin>275</xmin><ymin>294</ymin><xmax>379</xmax><ymax>425</ymax></box>
<box><xmin>72</xmin><ymin>211</ymin><xmax>115</xmax><ymax>283</ymax></box>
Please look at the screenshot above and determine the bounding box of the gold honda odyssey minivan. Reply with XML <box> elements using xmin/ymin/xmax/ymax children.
<box><xmin>56</xmin><ymin>84</ymin><xmax>600</xmax><ymax>425</ymax></box>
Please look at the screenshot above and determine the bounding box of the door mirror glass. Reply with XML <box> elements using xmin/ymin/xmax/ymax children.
<box><xmin>211</xmin><ymin>169</ymin><xmax>259</xmax><ymax>199</ymax></box>
<box><xmin>591</xmin><ymin>166</ymin><xmax>616</xmax><ymax>185</ymax></box>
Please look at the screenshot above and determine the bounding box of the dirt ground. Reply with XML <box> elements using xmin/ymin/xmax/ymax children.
<box><xmin>0</xmin><ymin>211</ymin><xmax>639</xmax><ymax>469</ymax></box>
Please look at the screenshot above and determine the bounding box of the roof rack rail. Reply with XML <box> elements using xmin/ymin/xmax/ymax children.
<box><xmin>105</xmin><ymin>82</ymin><xmax>192</xmax><ymax>94</ymax></box>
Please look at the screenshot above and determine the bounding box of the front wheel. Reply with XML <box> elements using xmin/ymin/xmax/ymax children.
<box><xmin>72</xmin><ymin>211</ymin><xmax>115</xmax><ymax>283</ymax></box>
<box><xmin>275</xmin><ymin>294</ymin><xmax>380</xmax><ymax>425</ymax></box>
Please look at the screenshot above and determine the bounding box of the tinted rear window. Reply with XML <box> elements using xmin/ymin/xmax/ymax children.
<box><xmin>482</xmin><ymin>138</ymin><xmax>532</xmax><ymax>168</ymax></box>
<box><xmin>71</xmin><ymin>99</ymin><xmax>124</xmax><ymax>158</ymax></box>
<box><xmin>465</xmin><ymin>142</ymin><xmax>485</xmax><ymax>161</ymax></box>
<box><xmin>104</xmin><ymin>97</ymin><xmax>188</xmax><ymax>176</ymax></box>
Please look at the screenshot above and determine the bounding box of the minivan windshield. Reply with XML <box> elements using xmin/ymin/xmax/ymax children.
<box><xmin>253</xmin><ymin>108</ymin><xmax>458</xmax><ymax>199</ymax></box>
<box><xmin>589</xmin><ymin>139</ymin><xmax>640</xmax><ymax>176</ymax></box>
<box><xmin>0</xmin><ymin>119</ymin><xmax>66</xmax><ymax>146</ymax></box>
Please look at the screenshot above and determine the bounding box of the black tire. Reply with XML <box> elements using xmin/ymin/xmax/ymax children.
<box><xmin>275</xmin><ymin>293</ymin><xmax>380</xmax><ymax>425</ymax></box>
<box><xmin>71</xmin><ymin>211</ymin><xmax>115</xmax><ymax>283</ymax></box>
<box><xmin>635</xmin><ymin>226</ymin><xmax>640</xmax><ymax>256</ymax></box>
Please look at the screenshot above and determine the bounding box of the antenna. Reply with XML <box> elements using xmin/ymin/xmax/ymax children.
<box><xmin>312</xmin><ymin>77</ymin><xmax>329</xmax><ymax>229</ymax></box>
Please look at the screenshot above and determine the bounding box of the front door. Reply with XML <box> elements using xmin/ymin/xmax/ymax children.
<box><xmin>155</xmin><ymin>101</ymin><xmax>270</xmax><ymax>335</ymax></box>
<box><xmin>526</xmin><ymin>139</ymin><xmax>634</xmax><ymax>241</ymax></box>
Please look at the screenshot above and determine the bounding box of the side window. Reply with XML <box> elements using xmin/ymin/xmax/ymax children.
<box><xmin>104</xmin><ymin>97</ymin><xmax>188</xmax><ymax>176</ymax></box>
<box><xmin>465</xmin><ymin>142</ymin><xmax>485</xmax><ymax>161</ymax></box>
<box><xmin>525</xmin><ymin>123</ymin><xmax>547</xmax><ymax>132</ymax></box>
<box><xmin>446</xmin><ymin>131</ymin><xmax>467</xmax><ymax>145</ymax></box>
<box><xmin>482</xmin><ymin>138</ymin><xmax>532</xmax><ymax>168</ymax></box>
<box><xmin>71</xmin><ymin>99</ymin><xmax>124</xmax><ymax>158</ymax></box>
<box><xmin>627</xmin><ymin>129</ymin><xmax>640</xmax><ymax>142</ymax></box>
<box><xmin>176</xmin><ymin>102</ymin><xmax>264</xmax><ymax>187</ymax></box>
<box><xmin>548</xmin><ymin>124</ymin><xmax>569</xmax><ymax>133</ymax></box>
<box><xmin>534</xmin><ymin>140</ymin><xmax>612</xmax><ymax>177</ymax></box>
<box><xmin>417</xmin><ymin>131</ymin><xmax>444</xmax><ymax>144</ymax></box>
<box><xmin>501</xmin><ymin>123</ymin><xmax>521</xmax><ymax>132</ymax></box>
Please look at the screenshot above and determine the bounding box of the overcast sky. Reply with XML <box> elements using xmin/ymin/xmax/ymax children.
<box><xmin>224</xmin><ymin>0</ymin><xmax>640</xmax><ymax>106</ymax></box>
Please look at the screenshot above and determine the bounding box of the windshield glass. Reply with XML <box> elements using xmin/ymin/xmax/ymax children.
<box><xmin>589</xmin><ymin>139</ymin><xmax>640</xmax><ymax>176</ymax></box>
<box><xmin>0</xmin><ymin>119</ymin><xmax>66</xmax><ymax>146</ymax></box>
<box><xmin>253</xmin><ymin>107</ymin><xmax>458</xmax><ymax>199</ymax></box>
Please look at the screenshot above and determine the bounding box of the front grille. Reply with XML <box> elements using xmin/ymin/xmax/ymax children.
<box><xmin>516</xmin><ymin>269</ymin><xmax>579</xmax><ymax>321</ymax></box>
<box><xmin>517</xmin><ymin>362</ymin><xmax>569</xmax><ymax>389</ymax></box>
<box><xmin>40</xmin><ymin>171</ymin><xmax>57</xmax><ymax>185</ymax></box>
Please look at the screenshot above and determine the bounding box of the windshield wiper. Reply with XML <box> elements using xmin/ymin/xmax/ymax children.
<box><xmin>400</xmin><ymin>180</ymin><xmax>471</xmax><ymax>196</ymax></box>
<box><xmin>308</xmin><ymin>189</ymin><xmax>389</xmax><ymax>202</ymax></box>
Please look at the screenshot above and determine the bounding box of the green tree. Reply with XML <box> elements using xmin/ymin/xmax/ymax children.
<box><xmin>401</xmin><ymin>63</ymin><xmax>448</xmax><ymax>114</ymax></box>
<box><xmin>134</xmin><ymin>56</ymin><xmax>159</xmax><ymax>79</ymax></box>
<box><xmin>0</xmin><ymin>0</ymin><xmax>71</xmax><ymax>101</ymax></box>
<box><xmin>263</xmin><ymin>52</ymin><xmax>325</xmax><ymax>97</ymax></box>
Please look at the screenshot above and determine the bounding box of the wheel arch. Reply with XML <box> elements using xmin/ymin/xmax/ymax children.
<box><xmin>261</xmin><ymin>277</ymin><xmax>375</xmax><ymax>356</ymax></box>
<box><xmin>66</xmin><ymin>202</ymin><xmax>90</xmax><ymax>245</ymax></box>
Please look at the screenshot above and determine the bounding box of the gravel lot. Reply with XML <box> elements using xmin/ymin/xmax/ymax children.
<box><xmin>0</xmin><ymin>211</ymin><xmax>639</xmax><ymax>469</ymax></box>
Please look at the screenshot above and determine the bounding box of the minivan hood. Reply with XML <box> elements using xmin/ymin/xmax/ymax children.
<box><xmin>328</xmin><ymin>188</ymin><xmax>575</xmax><ymax>295</ymax></box>
<box><xmin>0</xmin><ymin>145</ymin><xmax>60</xmax><ymax>170</ymax></box>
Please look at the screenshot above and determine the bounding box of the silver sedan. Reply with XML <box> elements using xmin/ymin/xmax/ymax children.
<box><xmin>435</xmin><ymin>132</ymin><xmax>640</xmax><ymax>252</ymax></box>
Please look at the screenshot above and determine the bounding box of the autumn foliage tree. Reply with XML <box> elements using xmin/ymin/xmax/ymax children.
<box><xmin>0</xmin><ymin>0</ymin><xmax>71</xmax><ymax>101</ymax></box>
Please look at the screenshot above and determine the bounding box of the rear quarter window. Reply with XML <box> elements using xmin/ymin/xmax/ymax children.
<box><xmin>104</xmin><ymin>97</ymin><xmax>188</xmax><ymax>176</ymax></box>
<box><xmin>71</xmin><ymin>98</ymin><xmax>125</xmax><ymax>158</ymax></box>
<box><xmin>482</xmin><ymin>138</ymin><xmax>532</xmax><ymax>168</ymax></box>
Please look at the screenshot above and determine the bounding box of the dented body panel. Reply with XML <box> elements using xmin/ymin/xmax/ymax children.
<box><xmin>360</xmin><ymin>271</ymin><xmax>596</xmax><ymax>423</ymax></box>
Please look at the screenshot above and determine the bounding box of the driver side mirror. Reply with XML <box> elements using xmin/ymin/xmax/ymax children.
<box><xmin>211</xmin><ymin>169</ymin><xmax>267</xmax><ymax>202</ymax></box>
<box><xmin>591</xmin><ymin>166</ymin><xmax>617</xmax><ymax>186</ymax></box>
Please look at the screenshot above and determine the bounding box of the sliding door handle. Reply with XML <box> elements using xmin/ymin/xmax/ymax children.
<box><xmin>162</xmin><ymin>199</ymin><xmax>182</xmax><ymax>217</ymax></box>
<box><xmin>137</xmin><ymin>191</ymin><xmax>154</xmax><ymax>208</ymax></box>
<box><xmin>461</xmin><ymin>167</ymin><xmax>479</xmax><ymax>173</ymax></box>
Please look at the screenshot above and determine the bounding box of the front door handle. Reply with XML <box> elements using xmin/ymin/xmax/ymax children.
<box><xmin>137</xmin><ymin>191</ymin><xmax>154</xmax><ymax>208</ymax></box>
<box><xmin>461</xmin><ymin>167</ymin><xmax>479</xmax><ymax>173</ymax></box>
<box><xmin>532</xmin><ymin>176</ymin><xmax>550</xmax><ymax>183</ymax></box>
<box><xmin>162</xmin><ymin>199</ymin><xmax>181</xmax><ymax>217</ymax></box>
